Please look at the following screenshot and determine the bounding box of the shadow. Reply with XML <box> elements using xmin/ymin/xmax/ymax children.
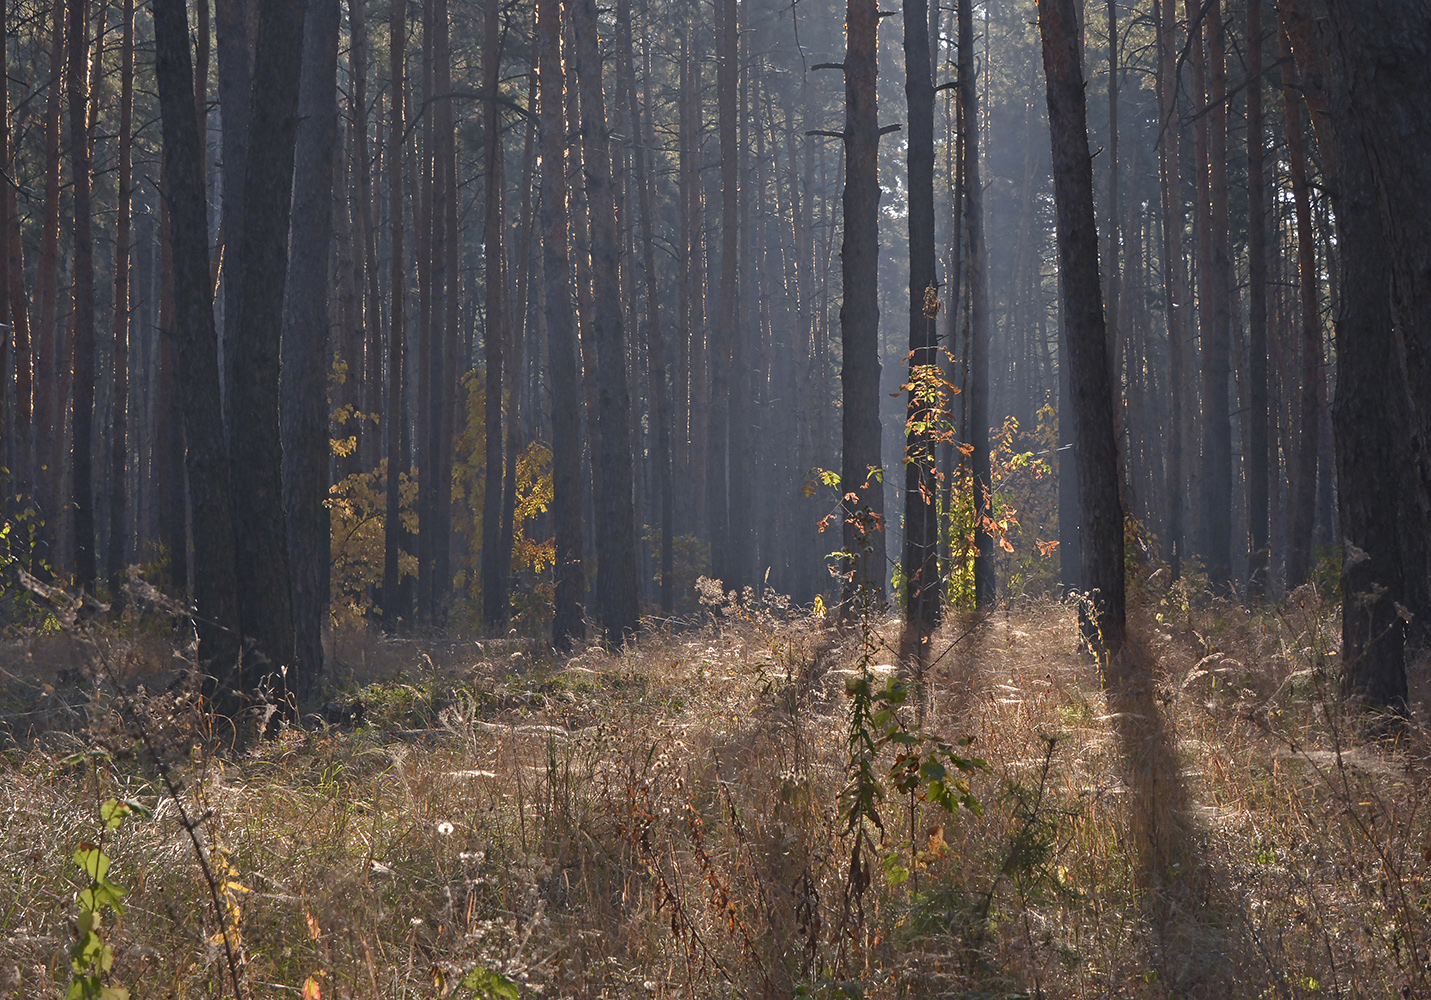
<box><xmin>1105</xmin><ymin>639</ymin><xmax>1259</xmax><ymax>998</ymax></box>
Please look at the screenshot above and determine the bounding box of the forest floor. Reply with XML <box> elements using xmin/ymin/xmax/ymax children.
<box><xmin>1</xmin><ymin>585</ymin><xmax>1430</xmax><ymax>1000</ymax></box>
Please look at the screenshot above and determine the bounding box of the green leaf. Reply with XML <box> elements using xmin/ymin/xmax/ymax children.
<box><xmin>73</xmin><ymin>847</ymin><xmax>110</xmax><ymax>884</ymax></box>
<box><xmin>99</xmin><ymin>799</ymin><xmax>131</xmax><ymax>831</ymax></box>
<box><xmin>462</xmin><ymin>965</ymin><xmax>520</xmax><ymax>999</ymax></box>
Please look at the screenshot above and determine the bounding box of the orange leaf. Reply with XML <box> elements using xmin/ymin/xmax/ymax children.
<box><xmin>303</xmin><ymin>977</ymin><xmax>322</xmax><ymax>1000</ymax></box>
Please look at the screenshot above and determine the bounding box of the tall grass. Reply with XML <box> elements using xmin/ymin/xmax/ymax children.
<box><xmin>1</xmin><ymin>587</ymin><xmax>1427</xmax><ymax>999</ymax></box>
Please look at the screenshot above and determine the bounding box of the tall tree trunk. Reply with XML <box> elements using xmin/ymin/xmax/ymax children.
<box><xmin>108</xmin><ymin>0</ymin><xmax>136</xmax><ymax>602</ymax></box>
<box><xmin>0</xmin><ymin>0</ymin><xmax>28</xmax><ymax>508</ymax></box>
<box><xmin>1246</xmin><ymin>0</ymin><xmax>1269</xmax><ymax>599</ymax></box>
<box><xmin>618</xmin><ymin>0</ymin><xmax>673</xmax><ymax>615</ymax></box>
<box><xmin>228</xmin><ymin>0</ymin><xmax>305</xmax><ymax>705</ymax></box>
<box><xmin>841</xmin><ymin>0</ymin><xmax>884</xmax><ymax>604</ymax></box>
<box><xmin>566</xmin><ymin>0</ymin><xmax>640</xmax><ymax>640</ymax></box>
<box><xmin>154</xmin><ymin>0</ymin><xmax>242</xmax><ymax>701</ymax></box>
<box><xmin>281</xmin><ymin>0</ymin><xmax>339</xmax><ymax>697</ymax></box>
<box><xmin>1282</xmin><ymin>0</ymin><xmax>1416</xmax><ymax>710</ymax></box>
<box><xmin>479</xmin><ymin>0</ymin><xmax>510</xmax><ymax>630</ymax></box>
<box><xmin>68</xmin><ymin>0</ymin><xmax>96</xmax><ymax>594</ymax></box>
<box><xmin>959</xmin><ymin>0</ymin><xmax>992</xmax><ymax>609</ymax></box>
<box><xmin>1157</xmin><ymin>0</ymin><xmax>1186</xmax><ymax>579</ymax></box>
<box><xmin>214</xmin><ymin>0</ymin><xmax>255</xmax><ymax>415</ymax></box>
<box><xmin>34</xmin><ymin>0</ymin><xmax>65</xmax><ymax>549</ymax></box>
<box><xmin>433</xmin><ymin>0</ymin><xmax>460</xmax><ymax>623</ymax></box>
<box><xmin>1200</xmin><ymin>0</ymin><xmax>1233</xmax><ymax>589</ymax></box>
<box><xmin>1038</xmin><ymin>0</ymin><xmax>1126</xmax><ymax>661</ymax></box>
<box><xmin>706</xmin><ymin>0</ymin><xmax>736</xmax><ymax>586</ymax></box>
<box><xmin>902</xmin><ymin>0</ymin><xmax>938</xmax><ymax>652</ymax></box>
<box><xmin>381</xmin><ymin>0</ymin><xmax>410</xmax><ymax>625</ymax></box>
<box><xmin>539</xmin><ymin>0</ymin><xmax>584</xmax><ymax>648</ymax></box>
<box><xmin>1280</xmin><ymin>28</ymin><xmax>1319</xmax><ymax>592</ymax></box>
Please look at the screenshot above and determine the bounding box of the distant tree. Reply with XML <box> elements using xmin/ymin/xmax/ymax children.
<box><xmin>68</xmin><ymin>0</ymin><xmax>96</xmax><ymax>594</ymax></box>
<box><xmin>381</xmin><ymin>0</ymin><xmax>410</xmax><ymax>626</ymax></box>
<box><xmin>539</xmin><ymin>0</ymin><xmax>585</xmax><ymax>649</ymax></box>
<box><xmin>1038</xmin><ymin>0</ymin><xmax>1126</xmax><ymax>661</ymax></box>
<box><xmin>479</xmin><ymin>0</ymin><xmax>510</xmax><ymax>630</ymax></box>
<box><xmin>957</xmin><ymin>0</ymin><xmax>993</xmax><ymax>609</ymax></box>
<box><xmin>1246</xmin><ymin>0</ymin><xmax>1268</xmax><ymax>600</ymax></box>
<box><xmin>566</xmin><ymin>0</ymin><xmax>640</xmax><ymax>640</ymax></box>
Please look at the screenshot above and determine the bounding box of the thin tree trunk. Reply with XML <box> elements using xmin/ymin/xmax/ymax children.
<box><xmin>35</xmin><ymin>0</ymin><xmax>65</xmax><ymax>545</ymax></box>
<box><xmin>959</xmin><ymin>0</ymin><xmax>992</xmax><ymax>608</ymax></box>
<box><xmin>108</xmin><ymin>0</ymin><xmax>135</xmax><ymax>602</ymax></box>
<box><xmin>618</xmin><ymin>0</ymin><xmax>673</xmax><ymax>614</ymax></box>
<box><xmin>381</xmin><ymin>0</ymin><xmax>410</xmax><ymax>624</ymax></box>
<box><xmin>68</xmin><ymin>0</ymin><xmax>96</xmax><ymax>593</ymax></box>
<box><xmin>902</xmin><ymin>0</ymin><xmax>938</xmax><ymax>653</ymax></box>
<box><xmin>539</xmin><ymin>0</ymin><xmax>584</xmax><ymax>648</ymax></box>
<box><xmin>1201</xmin><ymin>0</ymin><xmax>1233</xmax><ymax>588</ymax></box>
<box><xmin>1158</xmin><ymin>0</ymin><xmax>1186</xmax><ymax>579</ymax></box>
<box><xmin>1280</xmin><ymin>28</ymin><xmax>1318</xmax><ymax>593</ymax></box>
<box><xmin>214</xmin><ymin>0</ymin><xmax>255</xmax><ymax>414</ymax></box>
<box><xmin>1246</xmin><ymin>0</ymin><xmax>1269</xmax><ymax>599</ymax></box>
<box><xmin>479</xmin><ymin>0</ymin><xmax>509</xmax><ymax>629</ymax></box>
<box><xmin>432</xmin><ymin>0</ymin><xmax>460</xmax><ymax>622</ymax></box>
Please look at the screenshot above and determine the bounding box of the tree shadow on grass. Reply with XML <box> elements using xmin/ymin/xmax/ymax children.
<box><xmin>1106</xmin><ymin>641</ymin><xmax>1264</xmax><ymax>999</ymax></box>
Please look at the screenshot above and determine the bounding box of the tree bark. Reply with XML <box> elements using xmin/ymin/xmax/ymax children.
<box><xmin>381</xmin><ymin>0</ymin><xmax>411</xmax><ymax>625</ymax></box>
<box><xmin>108</xmin><ymin>0</ymin><xmax>136</xmax><ymax>603</ymax></box>
<box><xmin>227</xmin><ymin>0</ymin><xmax>305</xmax><ymax>705</ymax></box>
<box><xmin>1246</xmin><ymin>0</ymin><xmax>1269</xmax><ymax>600</ymax></box>
<box><xmin>68</xmin><ymin>0</ymin><xmax>96</xmax><ymax>593</ymax></box>
<box><xmin>958</xmin><ymin>0</ymin><xmax>992</xmax><ymax>609</ymax></box>
<box><xmin>153</xmin><ymin>0</ymin><xmax>243</xmax><ymax>701</ymax></box>
<box><xmin>539</xmin><ymin>0</ymin><xmax>584</xmax><ymax>649</ymax></box>
<box><xmin>1157</xmin><ymin>0</ymin><xmax>1186</xmax><ymax>579</ymax></box>
<box><xmin>479</xmin><ymin>0</ymin><xmax>510</xmax><ymax>629</ymax></box>
<box><xmin>1038</xmin><ymin>0</ymin><xmax>1126</xmax><ymax>661</ymax></box>
<box><xmin>281</xmin><ymin>0</ymin><xmax>339</xmax><ymax>697</ymax></box>
<box><xmin>841</xmin><ymin>0</ymin><xmax>885</xmax><ymax>605</ymax></box>
<box><xmin>566</xmin><ymin>0</ymin><xmax>640</xmax><ymax>640</ymax></box>
<box><xmin>902</xmin><ymin>0</ymin><xmax>938</xmax><ymax>652</ymax></box>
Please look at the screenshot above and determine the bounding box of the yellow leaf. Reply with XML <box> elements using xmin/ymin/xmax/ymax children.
<box><xmin>306</xmin><ymin>910</ymin><xmax>321</xmax><ymax>941</ymax></box>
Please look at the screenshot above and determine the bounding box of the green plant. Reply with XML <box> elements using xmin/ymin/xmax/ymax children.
<box><xmin>68</xmin><ymin>795</ymin><xmax>150</xmax><ymax>1000</ymax></box>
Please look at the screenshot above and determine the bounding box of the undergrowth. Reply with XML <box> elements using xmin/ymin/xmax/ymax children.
<box><xmin>1</xmin><ymin>585</ymin><xmax>1429</xmax><ymax>999</ymax></box>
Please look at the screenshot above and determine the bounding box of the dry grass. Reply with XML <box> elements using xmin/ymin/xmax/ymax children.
<box><xmin>1</xmin><ymin>587</ymin><xmax>1429</xmax><ymax>999</ymax></box>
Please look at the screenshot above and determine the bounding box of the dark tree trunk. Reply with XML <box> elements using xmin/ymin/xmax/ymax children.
<box><xmin>618</xmin><ymin>0</ymin><xmax>673</xmax><ymax>615</ymax></box>
<box><xmin>433</xmin><ymin>0</ymin><xmax>460</xmax><ymax>623</ymax></box>
<box><xmin>705</xmin><ymin>0</ymin><xmax>736</xmax><ymax>586</ymax></box>
<box><xmin>1038</xmin><ymin>0</ymin><xmax>1126</xmax><ymax>661</ymax></box>
<box><xmin>1282</xmin><ymin>0</ymin><xmax>1417</xmax><ymax>710</ymax></box>
<box><xmin>381</xmin><ymin>0</ymin><xmax>410</xmax><ymax>625</ymax></box>
<box><xmin>68</xmin><ymin>0</ymin><xmax>96</xmax><ymax>594</ymax></box>
<box><xmin>1319</xmin><ymin>0</ymin><xmax>1431</xmax><ymax>655</ymax></box>
<box><xmin>902</xmin><ymin>0</ymin><xmax>938</xmax><ymax>653</ymax></box>
<box><xmin>539</xmin><ymin>0</ymin><xmax>584</xmax><ymax>648</ymax></box>
<box><xmin>958</xmin><ymin>0</ymin><xmax>992</xmax><ymax>609</ymax></box>
<box><xmin>227</xmin><ymin>0</ymin><xmax>305</xmax><ymax>705</ymax></box>
<box><xmin>35</xmin><ymin>0</ymin><xmax>64</xmax><ymax>550</ymax></box>
<box><xmin>841</xmin><ymin>0</ymin><xmax>885</xmax><ymax>604</ymax></box>
<box><xmin>281</xmin><ymin>0</ymin><xmax>339</xmax><ymax>698</ymax></box>
<box><xmin>1281</xmin><ymin>29</ymin><xmax>1319</xmax><ymax>593</ymax></box>
<box><xmin>213</xmin><ymin>0</ymin><xmax>255</xmax><ymax>408</ymax></box>
<box><xmin>153</xmin><ymin>0</ymin><xmax>243</xmax><ymax>699</ymax></box>
<box><xmin>1246</xmin><ymin>0</ymin><xmax>1268</xmax><ymax>599</ymax></box>
<box><xmin>566</xmin><ymin>0</ymin><xmax>640</xmax><ymax>640</ymax></box>
<box><xmin>108</xmin><ymin>0</ymin><xmax>135</xmax><ymax>603</ymax></box>
<box><xmin>479</xmin><ymin>0</ymin><xmax>510</xmax><ymax>630</ymax></box>
<box><xmin>1157</xmin><ymin>0</ymin><xmax>1186</xmax><ymax>579</ymax></box>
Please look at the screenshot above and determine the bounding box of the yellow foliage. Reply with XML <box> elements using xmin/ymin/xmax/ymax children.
<box><xmin>328</xmin><ymin>460</ymin><xmax>418</xmax><ymax>625</ymax></box>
